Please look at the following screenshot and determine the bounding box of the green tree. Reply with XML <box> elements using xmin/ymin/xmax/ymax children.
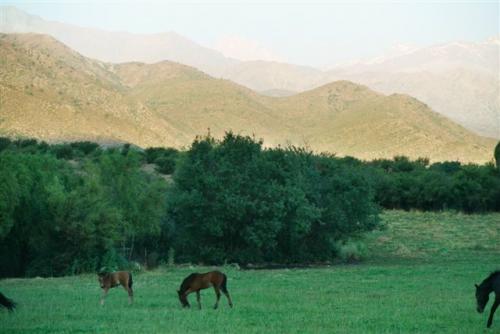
<box><xmin>0</xmin><ymin>144</ymin><xmax>169</xmax><ymax>277</ymax></box>
<box><xmin>169</xmin><ymin>133</ymin><xmax>380</xmax><ymax>264</ymax></box>
<box><xmin>94</xmin><ymin>149</ymin><xmax>167</xmax><ymax>262</ymax></box>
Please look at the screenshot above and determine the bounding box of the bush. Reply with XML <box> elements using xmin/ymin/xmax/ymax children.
<box><xmin>0</xmin><ymin>137</ymin><xmax>11</xmax><ymax>152</ymax></box>
<box><xmin>100</xmin><ymin>248</ymin><xmax>129</xmax><ymax>273</ymax></box>
<box><xmin>336</xmin><ymin>240</ymin><xmax>368</xmax><ymax>263</ymax></box>
<box><xmin>145</xmin><ymin>147</ymin><xmax>178</xmax><ymax>164</ymax></box>
<box><xmin>0</xmin><ymin>146</ymin><xmax>168</xmax><ymax>278</ymax></box>
<box><xmin>368</xmin><ymin>157</ymin><xmax>500</xmax><ymax>213</ymax></box>
<box><xmin>155</xmin><ymin>156</ymin><xmax>176</xmax><ymax>174</ymax></box>
<box><xmin>168</xmin><ymin>132</ymin><xmax>380</xmax><ymax>264</ymax></box>
<box><xmin>51</xmin><ymin>144</ymin><xmax>74</xmax><ymax>159</ymax></box>
<box><xmin>70</xmin><ymin>141</ymin><xmax>99</xmax><ymax>155</ymax></box>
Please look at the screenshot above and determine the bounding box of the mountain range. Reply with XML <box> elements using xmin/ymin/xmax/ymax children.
<box><xmin>0</xmin><ymin>33</ymin><xmax>496</xmax><ymax>163</ymax></box>
<box><xmin>1</xmin><ymin>6</ymin><xmax>498</xmax><ymax>139</ymax></box>
<box><xmin>0</xmin><ymin>6</ymin><xmax>500</xmax><ymax>139</ymax></box>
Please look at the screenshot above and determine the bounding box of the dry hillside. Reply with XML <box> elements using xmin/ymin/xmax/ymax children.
<box><xmin>0</xmin><ymin>33</ymin><xmax>496</xmax><ymax>163</ymax></box>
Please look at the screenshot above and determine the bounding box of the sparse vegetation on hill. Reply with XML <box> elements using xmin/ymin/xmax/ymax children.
<box><xmin>0</xmin><ymin>33</ymin><xmax>496</xmax><ymax>163</ymax></box>
<box><xmin>3</xmin><ymin>7</ymin><xmax>498</xmax><ymax>139</ymax></box>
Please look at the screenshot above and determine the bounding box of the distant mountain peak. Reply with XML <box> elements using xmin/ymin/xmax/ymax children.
<box><xmin>485</xmin><ymin>35</ymin><xmax>500</xmax><ymax>45</ymax></box>
<box><xmin>213</xmin><ymin>35</ymin><xmax>286</xmax><ymax>62</ymax></box>
<box><xmin>363</xmin><ymin>43</ymin><xmax>420</xmax><ymax>65</ymax></box>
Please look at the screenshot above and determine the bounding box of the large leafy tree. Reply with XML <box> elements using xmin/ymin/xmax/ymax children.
<box><xmin>169</xmin><ymin>133</ymin><xmax>380</xmax><ymax>264</ymax></box>
<box><xmin>0</xmin><ymin>144</ymin><xmax>168</xmax><ymax>277</ymax></box>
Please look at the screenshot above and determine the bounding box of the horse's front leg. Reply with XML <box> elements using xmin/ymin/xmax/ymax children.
<box><xmin>222</xmin><ymin>290</ymin><xmax>233</xmax><ymax>308</ymax></box>
<box><xmin>183</xmin><ymin>289</ymin><xmax>192</xmax><ymax>308</ymax></box>
<box><xmin>213</xmin><ymin>286</ymin><xmax>221</xmax><ymax>309</ymax></box>
<box><xmin>196</xmin><ymin>290</ymin><xmax>201</xmax><ymax>309</ymax></box>
<box><xmin>487</xmin><ymin>296</ymin><xmax>499</xmax><ymax>328</ymax></box>
<box><xmin>100</xmin><ymin>288</ymin><xmax>109</xmax><ymax>306</ymax></box>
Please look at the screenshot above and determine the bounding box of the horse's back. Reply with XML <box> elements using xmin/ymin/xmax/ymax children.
<box><xmin>103</xmin><ymin>271</ymin><xmax>131</xmax><ymax>288</ymax></box>
<box><xmin>116</xmin><ymin>271</ymin><xmax>131</xmax><ymax>285</ymax></box>
<box><xmin>211</xmin><ymin>270</ymin><xmax>224</xmax><ymax>277</ymax></box>
<box><xmin>181</xmin><ymin>271</ymin><xmax>226</xmax><ymax>290</ymax></box>
<box><xmin>206</xmin><ymin>271</ymin><xmax>226</xmax><ymax>286</ymax></box>
<box><xmin>180</xmin><ymin>273</ymin><xmax>200</xmax><ymax>290</ymax></box>
<box><xmin>493</xmin><ymin>271</ymin><xmax>500</xmax><ymax>292</ymax></box>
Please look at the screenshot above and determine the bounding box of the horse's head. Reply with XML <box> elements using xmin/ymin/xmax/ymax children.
<box><xmin>475</xmin><ymin>283</ymin><xmax>489</xmax><ymax>313</ymax></box>
<box><xmin>98</xmin><ymin>272</ymin><xmax>109</xmax><ymax>289</ymax></box>
<box><xmin>177</xmin><ymin>290</ymin><xmax>190</xmax><ymax>308</ymax></box>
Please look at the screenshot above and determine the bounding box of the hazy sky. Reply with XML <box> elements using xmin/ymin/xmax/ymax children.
<box><xmin>3</xmin><ymin>1</ymin><xmax>499</xmax><ymax>66</ymax></box>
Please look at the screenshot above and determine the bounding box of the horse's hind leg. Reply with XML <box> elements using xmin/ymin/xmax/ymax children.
<box><xmin>487</xmin><ymin>296</ymin><xmax>499</xmax><ymax>328</ymax></box>
<box><xmin>122</xmin><ymin>283</ymin><xmax>133</xmax><ymax>304</ymax></box>
<box><xmin>213</xmin><ymin>286</ymin><xmax>221</xmax><ymax>309</ymax></box>
<box><xmin>196</xmin><ymin>290</ymin><xmax>201</xmax><ymax>309</ymax></box>
<box><xmin>100</xmin><ymin>288</ymin><xmax>109</xmax><ymax>306</ymax></box>
<box><xmin>127</xmin><ymin>286</ymin><xmax>134</xmax><ymax>304</ymax></box>
<box><xmin>221</xmin><ymin>285</ymin><xmax>233</xmax><ymax>307</ymax></box>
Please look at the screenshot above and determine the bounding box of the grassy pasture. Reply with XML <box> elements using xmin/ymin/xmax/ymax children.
<box><xmin>1</xmin><ymin>210</ymin><xmax>499</xmax><ymax>333</ymax></box>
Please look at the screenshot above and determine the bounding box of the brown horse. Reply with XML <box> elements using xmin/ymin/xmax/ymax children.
<box><xmin>177</xmin><ymin>271</ymin><xmax>233</xmax><ymax>309</ymax></box>
<box><xmin>98</xmin><ymin>271</ymin><xmax>133</xmax><ymax>305</ymax></box>
<box><xmin>0</xmin><ymin>292</ymin><xmax>16</xmax><ymax>312</ymax></box>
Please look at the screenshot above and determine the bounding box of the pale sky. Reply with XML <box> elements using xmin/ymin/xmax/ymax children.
<box><xmin>2</xmin><ymin>0</ymin><xmax>499</xmax><ymax>67</ymax></box>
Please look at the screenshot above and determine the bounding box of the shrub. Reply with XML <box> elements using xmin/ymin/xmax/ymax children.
<box><xmin>168</xmin><ymin>132</ymin><xmax>380</xmax><ymax>264</ymax></box>
<box><xmin>336</xmin><ymin>240</ymin><xmax>368</xmax><ymax>263</ymax></box>
<box><xmin>145</xmin><ymin>147</ymin><xmax>178</xmax><ymax>164</ymax></box>
<box><xmin>70</xmin><ymin>141</ymin><xmax>99</xmax><ymax>155</ymax></box>
<box><xmin>155</xmin><ymin>156</ymin><xmax>176</xmax><ymax>174</ymax></box>
<box><xmin>0</xmin><ymin>137</ymin><xmax>11</xmax><ymax>152</ymax></box>
<box><xmin>51</xmin><ymin>144</ymin><xmax>74</xmax><ymax>159</ymax></box>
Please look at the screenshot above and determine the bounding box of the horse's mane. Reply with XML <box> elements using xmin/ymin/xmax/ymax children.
<box><xmin>98</xmin><ymin>271</ymin><xmax>111</xmax><ymax>278</ymax></box>
<box><xmin>482</xmin><ymin>270</ymin><xmax>500</xmax><ymax>285</ymax></box>
<box><xmin>180</xmin><ymin>273</ymin><xmax>199</xmax><ymax>292</ymax></box>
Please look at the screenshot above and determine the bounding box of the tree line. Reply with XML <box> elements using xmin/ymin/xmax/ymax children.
<box><xmin>0</xmin><ymin>136</ymin><xmax>498</xmax><ymax>277</ymax></box>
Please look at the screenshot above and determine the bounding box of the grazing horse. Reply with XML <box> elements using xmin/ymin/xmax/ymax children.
<box><xmin>98</xmin><ymin>271</ymin><xmax>133</xmax><ymax>305</ymax></box>
<box><xmin>177</xmin><ymin>271</ymin><xmax>233</xmax><ymax>309</ymax></box>
<box><xmin>0</xmin><ymin>292</ymin><xmax>16</xmax><ymax>312</ymax></box>
<box><xmin>475</xmin><ymin>271</ymin><xmax>500</xmax><ymax>328</ymax></box>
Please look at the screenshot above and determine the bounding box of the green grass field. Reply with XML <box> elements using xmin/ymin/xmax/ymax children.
<box><xmin>1</xmin><ymin>211</ymin><xmax>499</xmax><ymax>333</ymax></box>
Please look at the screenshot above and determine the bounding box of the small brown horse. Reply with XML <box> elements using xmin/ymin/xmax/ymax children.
<box><xmin>98</xmin><ymin>271</ymin><xmax>133</xmax><ymax>305</ymax></box>
<box><xmin>177</xmin><ymin>271</ymin><xmax>233</xmax><ymax>309</ymax></box>
<box><xmin>475</xmin><ymin>270</ymin><xmax>500</xmax><ymax>328</ymax></box>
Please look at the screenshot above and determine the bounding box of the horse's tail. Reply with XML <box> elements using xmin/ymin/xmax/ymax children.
<box><xmin>221</xmin><ymin>273</ymin><xmax>228</xmax><ymax>293</ymax></box>
<box><xmin>128</xmin><ymin>272</ymin><xmax>133</xmax><ymax>289</ymax></box>
<box><xmin>0</xmin><ymin>292</ymin><xmax>16</xmax><ymax>312</ymax></box>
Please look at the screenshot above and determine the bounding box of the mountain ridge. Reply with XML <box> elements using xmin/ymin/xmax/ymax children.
<box><xmin>1</xmin><ymin>6</ymin><xmax>498</xmax><ymax>138</ymax></box>
<box><xmin>0</xmin><ymin>33</ymin><xmax>496</xmax><ymax>163</ymax></box>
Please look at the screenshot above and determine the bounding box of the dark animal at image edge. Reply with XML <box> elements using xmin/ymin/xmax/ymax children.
<box><xmin>0</xmin><ymin>292</ymin><xmax>16</xmax><ymax>312</ymax></box>
<box><xmin>476</xmin><ymin>271</ymin><xmax>500</xmax><ymax>328</ymax></box>
<box><xmin>98</xmin><ymin>271</ymin><xmax>134</xmax><ymax>305</ymax></box>
<box><xmin>177</xmin><ymin>271</ymin><xmax>233</xmax><ymax>309</ymax></box>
